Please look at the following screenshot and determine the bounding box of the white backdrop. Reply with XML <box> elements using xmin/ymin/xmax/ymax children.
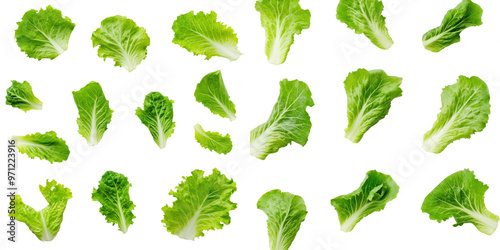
<box><xmin>1</xmin><ymin>0</ymin><xmax>500</xmax><ymax>249</ymax></box>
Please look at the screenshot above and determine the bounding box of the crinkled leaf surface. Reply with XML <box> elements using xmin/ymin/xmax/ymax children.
<box><xmin>343</xmin><ymin>69</ymin><xmax>402</xmax><ymax>143</ymax></box>
<box><xmin>6</xmin><ymin>80</ymin><xmax>43</xmax><ymax>112</ymax></box>
<box><xmin>8</xmin><ymin>180</ymin><xmax>72</xmax><ymax>241</ymax></box>
<box><xmin>250</xmin><ymin>79</ymin><xmax>314</xmax><ymax>160</ymax></box>
<box><xmin>194</xmin><ymin>70</ymin><xmax>236</xmax><ymax>121</ymax></box>
<box><xmin>161</xmin><ymin>169</ymin><xmax>237</xmax><ymax>240</ymax></box>
<box><xmin>15</xmin><ymin>5</ymin><xmax>75</xmax><ymax>60</ymax></box>
<box><xmin>257</xmin><ymin>189</ymin><xmax>307</xmax><ymax>250</ymax></box>
<box><xmin>331</xmin><ymin>170</ymin><xmax>399</xmax><ymax>232</ymax></box>
<box><xmin>13</xmin><ymin>131</ymin><xmax>70</xmax><ymax>163</ymax></box>
<box><xmin>172</xmin><ymin>11</ymin><xmax>242</xmax><ymax>61</ymax></box>
<box><xmin>73</xmin><ymin>81</ymin><xmax>113</xmax><ymax>146</ymax></box>
<box><xmin>422</xmin><ymin>169</ymin><xmax>498</xmax><ymax>235</ymax></box>
<box><xmin>92</xmin><ymin>171</ymin><xmax>135</xmax><ymax>233</ymax></box>
<box><xmin>194</xmin><ymin>124</ymin><xmax>232</xmax><ymax>155</ymax></box>
<box><xmin>423</xmin><ymin>76</ymin><xmax>490</xmax><ymax>153</ymax></box>
<box><xmin>136</xmin><ymin>92</ymin><xmax>175</xmax><ymax>149</ymax></box>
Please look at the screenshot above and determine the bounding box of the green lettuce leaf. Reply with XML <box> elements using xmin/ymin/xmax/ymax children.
<box><xmin>422</xmin><ymin>169</ymin><xmax>498</xmax><ymax>235</ymax></box>
<box><xmin>255</xmin><ymin>0</ymin><xmax>311</xmax><ymax>65</ymax></box>
<box><xmin>92</xmin><ymin>15</ymin><xmax>150</xmax><ymax>72</ymax></box>
<box><xmin>422</xmin><ymin>0</ymin><xmax>483</xmax><ymax>52</ymax></box>
<box><xmin>8</xmin><ymin>180</ymin><xmax>72</xmax><ymax>241</ymax></box>
<box><xmin>12</xmin><ymin>131</ymin><xmax>70</xmax><ymax>163</ymax></box>
<box><xmin>250</xmin><ymin>79</ymin><xmax>314</xmax><ymax>160</ymax></box>
<box><xmin>194</xmin><ymin>70</ymin><xmax>236</xmax><ymax>121</ymax></box>
<box><xmin>135</xmin><ymin>92</ymin><xmax>175</xmax><ymax>149</ymax></box>
<box><xmin>194</xmin><ymin>124</ymin><xmax>232</xmax><ymax>155</ymax></box>
<box><xmin>92</xmin><ymin>171</ymin><xmax>136</xmax><ymax>234</ymax></box>
<box><xmin>343</xmin><ymin>69</ymin><xmax>403</xmax><ymax>143</ymax></box>
<box><xmin>15</xmin><ymin>5</ymin><xmax>75</xmax><ymax>60</ymax></box>
<box><xmin>161</xmin><ymin>168</ymin><xmax>237</xmax><ymax>240</ymax></box>
<box><xmin>172</xmin><ymin>11</ymin><xmax>242</xmax><ymax>61</ymax></box>
<box><xmin>331</xmin><ymin>170</ymin><xmax>399</xmax><ymax>232</ymax></box>
<box><xmin>422</xmin><ymin>76</ymin><xmax>490</xmax><ymax>153</ymax></box>
<box><xmin>6</xmin><ymin>80</ymin><xmax>43</xmax><ymax>112</ymax></box>
<box><xmin>72</xmin><ymin>81</ymin><xmax>113</xmax><ymax>146</ymax></box>
<box><xmin>257</xmin><ymin>189</ymin><xmax>307</xmax><ymax>250</ymax></box>
<box><xmin>336</xmin><ymin>0</ymin><xmax>393</xmax><ymax>50</ymax></box>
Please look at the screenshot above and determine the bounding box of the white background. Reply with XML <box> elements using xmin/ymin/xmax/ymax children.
<box><xmin>1</xmin><ymin>0</ymin><xmax>500</xmax><ymax>249</ymax></box>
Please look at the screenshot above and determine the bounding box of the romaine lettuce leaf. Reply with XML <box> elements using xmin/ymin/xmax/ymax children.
<box><xmin>92</xmin><ymin>171</ymin><xmax>135</xmax><ymax>234</ymax></box>
<box><xmin>172</xmin><ymin>11</ymin><xmax>242</xmax><ymax>61</ymax></box>
<box><xmin>250</xmin><ymin>79</ymin><xmax>314</xmax><ymax>160</ymax></box>
<box><xmin>72</xmin><ymin>81</ymin><xmax>113</xmax><ymax>146</ymax></box>
<box><xmin>337</xmin><ymin>0</ymin><xmax>393</xmax><ymax>50</ymax></box>
<box><xmin>194</xmin><ymin>124</ymin><xmax>232</xmax><ymax>155</ymax></box>
<box><xmin>343</xmin><ymin>69</ymin><xmax>402</xmax><ymax>143</ymax></box>
<box><xmin>255</xmin><ymin>0</ymin><xmax>311</xmax><ymax>65</ymax></box>
<box><xmin>6</xmin><ymin>80</ymin><xmax>43</xmax><ymax>112</ymax></box>
<box><xmin>92</xmin><ymin>15</ymin><xmax>150</xmax><ymax>72</ymax></box>
<box><xmin>422</xmin><ymin>0</ymin><xmax>483</xmax><ymax>52</ymax></box>
<box><xmin>161</xmin><ymin>168</ymin><xmax>237</xmax><ymax>240</ymax></box>
<box><xmin>257</xmin><ymin>189</ymin><xmax>307</xmax><ymax>250</ymax></box>
<box><xmin>194</xmin><ymin>70</ymin><xmax>236</xmax><ymax>121</ymax></box>
<box><xmin>422</xmin><ymin>76</ymin><xmax>490</xmax><ymax>153</ymax></box>
<box><xmin>136</xmin><ymin>92</ymin><xmax>175</xmax><ymax>149</ymax></box>
<box><xmin>15</xmin><ymin>5</ymin><xmax>75</xmax><ymax>60</ymax></box>
<box><xmin>8</xmin><ymin>180</ymin><xmax>72</xmax><ymax>241</ymax></box>
<box><xmin>331</xmin><ymin>170</ymin><xmax>399</xmax><ymax>232</ymax></box>
<box><xmin>13</xmin><ymin>131</ymin><xmax>70</xmax><ymax>163</ymax></box>
<box><xmin>422</xmin><ymin>169</ymin><xmax>498</xmax><ymax>235</ymax></box>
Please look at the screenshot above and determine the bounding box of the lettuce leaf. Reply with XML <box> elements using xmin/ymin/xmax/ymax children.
<box><xmin>250</xmin><ymin>79</ymin><xmax>314</xmax><ymax>160</ymax></box>
<box><xmin>194</xmin><ymin>70</ymin><xmax>236</xmax><ymax>121</ymax></box>
<box><xmin>423</xmin><ymin>76</ymin><xmax>490</xmax><ymax>153</ymax></box>
<box><xmin>255</xmin><ymin>0</ymin><xmax>311</xmax><ymax>65</ymax></box>
<box><xmin>331</xmin><ymin>170</ymin><xmax>399</xmax><ymax>232</ymax></box>
<box><xmin>172</xmin><ymin>11</ymin><xmax>242</xmax><ymax>61</ymax></box>
<box><xmin>136</xmin><ymin>92</ymin><xmax>175</xmax><ymax>149</ymax></box>
<box><xmin>72</xmin><ymin>81</ymin><xmax>113</xmax><ymax>146</ymax></box>
<box><xmin>92</xmin><ymin>171</ymin><xmax>135</xmax><ymax>234</ymax></box>
<box><xmin>92</xmin><ymin>15</ymin><xmax>150</xmax><ymax>72</ymax></box>
<box><xmin>194</xmin><ymin>124</ymin><xmax>232</xmax><ymax>155</ymax></box>
<box><xmin>422</xmin><ymin>169</ymin><xmax>498</xmax><ymax>235</ymax></box>
<box><xmin>6</xmin><ymin>80</ymin><xmax>43</xmax><ymax>112</ymax></box>
<box><xmin>15</xmin><ymin>5</ymin><xmax>75</xmax><ymax>60</ymax></box>
<box><xmin>257</xmin><ymin>189</ymin><xmax>307</xmax><ymax>250</ymax></box>
<box><xmin>161</xmin><ymin>168</ymin><xmax>237</xmax><ymax>240</ymax></box>
<box><xmin>343</xmin><ymin>69</ymin><xmax>403</xmax><ymax>143</ymax></box>
<box><xmin>8</xmin><ymin>180</ymin><xmax>72</xmax><ymax>241</ymax></box>
<box><xmin>422</xmin><ymin>0</ymin><xmax>483</xmax><ymax>52</ymax></box>
<box><xmin>337</xmin><ymin>0</ymin><xmax>393</xmax><ymax>50</ymax></box>
<box><xmin>12</xmin><ymin>131</ymin><xmax>70</xmax><ymax>163</ymax></box>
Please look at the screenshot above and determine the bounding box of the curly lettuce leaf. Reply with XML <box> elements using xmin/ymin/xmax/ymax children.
<box><xmin>337</xmin><ymin>0</ymin><xmax>393</xmax><ymax>50</ymax></box>
<box><xmin>423</xmin><ymin>76</ymin><xmax>490</xmax><ymax>154</ymax></box>
<box><xmin>6</xmin><ymin>80</ymin><xmax>43</xmax><ymax>112</ymax></box>
<box><xmin>250</xmin><ymin>79</ymin><xmax>314</xmax><ymax>160</ymax></box>
<box><xmin>8</xmin><ymin>180</ymin><xmax>72</xmax><ymax>241</ymax></box>
<box><xmin>255</xmin><ymin>0</ymin><xmax>311</xmax><ymax>65</ymax></box>
<box><xmin>92</xmin><ymin>15</ymin><xmax>150</xmax><ymax>72</ymax></box>
<box><xmin>194</xmin><ymin>124</ymin><xmax>232</xmax><ymax>155</ymax></box>
<box><xmin>422</xmin><ymin>0</ymin><xmax>483</xmax><ymax>52</ymax></box>
<box><xmin>343</xmin><ymin>69</ymin><xmax>402</xmax><ymax>143</ymax></box>
<box><xmin>422</xmin><ymin>169</ymin><xmax>498</xmax><ymax>235</ymax></box>
<box><xmin>15</xmin><ymin>5</ymin><xmax>75</xmax><ymax>60</ymax></box>
<box><xmin>172</xmin><ymin>11</ymin><xmax>242</xmax><ymax>61</ymax></box>
<box><xmin>72</xmin><ymin>81</ymin><xmax>113</xmax><ymax>146</ymax></box>
<box><xmin>331</xmin><ymin>170</ymin><xmax>399</xmax><ymax>232</ymax></box>
<box><xmin>92</xmin><ymin>171</ymin><xmax>135</xmax><ymax>234</ymax></box>
<box><xmin>136</xmin><ymin>92</ymin><xmax>175</xmax><ymax>149</ymax></box>
<box><xmin>257</xmin><ymin>189</ymin><xmax>307</xmax><ymax>250</ymax></box>
<box><xmin>161</xmin><ymin>168</ymin><xmax>237</xmax><ymax>240</ymax></box>
<box><xmin>194</xmin><ymin>70</ymin><xmax>236</xmax><ymax>121</ymax></box>
<box><xmin>12</xmin><ymin>131</ymin><xmax>70</xmax><ymax>163</ymax></box>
